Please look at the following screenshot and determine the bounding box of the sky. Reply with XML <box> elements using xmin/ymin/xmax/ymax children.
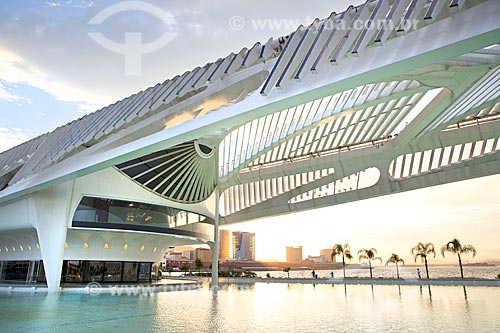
<box><xmin>0</xmin><ymin>1</ymin><xmax>498</xmax><ymax>264</ymax></box>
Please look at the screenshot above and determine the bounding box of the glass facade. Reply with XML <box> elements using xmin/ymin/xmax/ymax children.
<box><xmin>85</xmin><ymin>261</ymin><xmax>104</xmax><ymax>282</ymax></box>
<box><xmin>61</xmin><ymin>260</ymin><xmax>159</xmax><ymax>283</ymax></box>
<box><xmin>0</xmin><ymin>260</ymin><xmax>46</xmax><ymax>283</ymax></box>
<box><xmin>0</xmin><ymin>260</ymin><xmax>159</xmax><ymax>285</ymax></box>
<box><xmin>103</xmin><ymin>262</ymin><xmax>122</xmax><ymax>282</ymax></box>
<box><xmin>232</xmin><ymin>232</ymin><xmax>256</xmax><ymax>260</ymax></box>
<box><xmin>64</xmin><ymin>260</ymin><xmax>83</xmax><ymax>282</ymax></box>
<box><xmin>123</xmin><ymin>262</ymin><xmax>139</xmax><ymax>282</ymax></box>
<box><xmin>138</xmin><ymin>263</ymin><xmax>151</xmax><ymax>281</ymax></box>
<box><xmin>2</xmin><ymin>261</ymin><xmax>29</xmax><ymax>281</ymax></box>
<box><xmin>72</xmin><ymin>196</ymin><xmax>212</xmax><ymax>235</ymax></box>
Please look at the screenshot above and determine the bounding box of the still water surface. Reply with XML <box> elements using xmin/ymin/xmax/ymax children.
<box><xmin>255</xmin><ymin>265</ymin><xmax>499</xmax><ymax>279</ymax></box>
<box><xmin>0</xmin><ymin>283</ymin><xmax>499</xmax><ymax>332</ymax></box>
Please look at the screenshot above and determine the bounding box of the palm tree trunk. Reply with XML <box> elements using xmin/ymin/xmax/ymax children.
<box><xmin>424</xmin><ymin>257</ymin><xmax>430</xmax><ymax>279</ymax></box>
<box><xmin>396</xmin><ymin>262</ymin><xmax>400</xmax><ymax>279</ymax></box>
<box><xmin>342</xmin><ymin>255</ymin><xmax>346</xmax><ymax>279</ymax></box>
<box><xmin>369</xmin><ymin>260</ymin><xmax>373</xmax><ymax>279</ymax></box>
<box><xmin>458</xmin><ymin>253</ymin><xmax>464</xmax><ymax>279</ymax></box>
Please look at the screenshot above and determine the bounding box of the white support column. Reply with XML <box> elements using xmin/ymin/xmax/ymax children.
<box><xmin>32</xmin><ymin>181</ymin><xmax>74</xmax><ymax>293</ymax></box>
<box><xmin>210</xmin><ymin>187</ymin><xmax>220</xmax><ymax>293</ymax></box>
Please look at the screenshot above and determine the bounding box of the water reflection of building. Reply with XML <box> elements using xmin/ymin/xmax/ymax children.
<box><xmin>286</xmin><ymin>246</ymin><xmax>303</xmax><ymax>263</ymax></box>
<box><xmin>232</xmin><ymin>232</ymin><xmax>255</xmax><ymax>260</ymax></box>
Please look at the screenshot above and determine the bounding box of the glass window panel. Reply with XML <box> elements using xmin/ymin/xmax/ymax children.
<box><xmin>2</xmin><ymin>261</ymin><xmax>29</xmax><ymax>281</ymax></box>
<box><xmin>138</xmin><ymin>263</ymin><xmax>151</xmax><ymax>281</ymax></box>
<box><xmin>123</xmin><ymin>262</ymin><xmax>138</xmax><ymax>282</ymax></box>
<box><xmin>103</xmin><ymin>262</ymin><xmax>122</xmax><ymax>282</ymax></box>
<box><xmin>72</xmin><ymin>197</ymin><xmax>212</xmax><ymax>232</ymax></box>
<box><xmin>84</xmin><ymin>261</ymin><xmax>104</xmax><ymax>282</ymax></box>
<box><xmin>64</xmin><ymin>260</ymin><xmax>83</xmax><ymax>282</ymax></box>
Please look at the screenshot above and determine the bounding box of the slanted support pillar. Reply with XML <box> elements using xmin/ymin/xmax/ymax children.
<box><xmin>32</xmin><ymin>181</ymin><xmax>73</xmax><ymax>293</ymax></box>
<box><xmin>210</xmin><ymin>187</ymin><xmax>220</xmax><ymax>293</ymax></box>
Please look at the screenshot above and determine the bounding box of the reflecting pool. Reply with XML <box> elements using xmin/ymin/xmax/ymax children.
<box><xmin>1</xmin><ymin>283</ymin><xmax>499</xmax><ymax>332</ymax></box>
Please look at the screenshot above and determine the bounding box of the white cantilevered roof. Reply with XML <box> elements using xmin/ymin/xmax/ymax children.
<box><xmin>0</xmin><ymin>35</ymin><xmax>287</xmax><ymax>189</ymax></box>
<box><xmin>0</xmin><ymin>0</ymin><xmax>498</xmax><ymax>205</ymax></box>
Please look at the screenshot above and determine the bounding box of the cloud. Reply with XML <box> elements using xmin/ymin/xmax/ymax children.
<box><xmin>0</xmin><ymin>81</ymin><xmax>32</xmax><ymax>107</ymax></box>
<box><xmin>76</xmin><ymin>102</ymin><xmax>103</xmax><ymax>114</ymax></box>
<box><xmin>0</xmin><ymin>127</ymin><xmax>31</xmax><ymax>153</ymax></box>
<box><xmin>0</xmin><ymin>0</ymin><xmax>351</xmax><ymax>112</ymax></box>
<box><xmin>0</xmin><ymin>81</ymin><xmax>26</xmax><ymax>104</ymax></box>
<box><xmin>45</xmin><ymin>1</ymin><xmax>94</xmax><ymax>9</ymax></box>
<box><xmin>0</xmin><ymin>48</ymin><xmax>111</xmax><ymax>107</ymax></box>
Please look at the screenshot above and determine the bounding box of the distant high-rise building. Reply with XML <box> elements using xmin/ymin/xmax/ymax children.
<box><xmin>286</xmin><ymin>246</ymin><xmax>303</xmax><ymax>263</ymax></box>
<box><xmin>194</xmin><ymin>248</ymin><xmax>212</xmax><ymax>263</ymax></box>
<box><xmin>219</xmin><ymin>230</ymin><xmax>231</xmax><ymax>260</ymax></box>
<box><xmin>232</xmin><ymin>232</ymin><xmax>255</xmax><ymax>260</ymax></box>
<box><xmin>182</xmin><ymin>250</ymin><xmax>193</xmax><ymax>260</ymax></box>
<box><xmin>320</xmin><ymin>249</ymin><xmax>336</xmax><ymax>263</ymax></box>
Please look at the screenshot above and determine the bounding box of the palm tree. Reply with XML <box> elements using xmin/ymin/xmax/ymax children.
<box><xmin>180</xmin><ymin>263</ymin><xmax>190</xmax><ymax>276</ymax></box>
<box><xmin>357</xmin><ymin>248</ymin><xmax>382</xmax><ymax>279</ymax></box>
<box><xmin>386</xmin><ymin>253</ymin><xmax>405</xmax><ymax>279</ymax></box>
<box><xmin>331</xmin><ymin>243</ymin><xmax>353</xmax><ymax>279</ymax></box>
<box><xmin>411</xmin><ymin>242</ymin><xmax>435</xmax><ymax>279</ymax></box>
<box><xmin>440</xmin><ymin>238</ymin><xmax>477</xmax><ymax>279</ymax></box>
<box><xmin>195</xmin><ymin>258</ymin><xmax>203</xmax><ymax>274</ymax></box>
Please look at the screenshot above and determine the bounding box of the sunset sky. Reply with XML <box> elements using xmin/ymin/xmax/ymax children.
<box><xmin>222</xmin><ymin>174</ymin><xmax>500</xmax><ymax>264</ymax></box>
<box><xmin>1</xmin><ymin>1</ymin><xmax>498</xmax><ymax>265</ymax></box>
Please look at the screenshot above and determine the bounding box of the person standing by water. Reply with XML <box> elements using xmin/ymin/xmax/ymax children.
<box><xmin>311</xmin><ymin>270</ymin><xmax>315</xmax><ymax>278</ymax></box>
<box><xmin>417</xmin><ymin>268</ymin><xmax>422</xmax><ymax>279</ymax></box>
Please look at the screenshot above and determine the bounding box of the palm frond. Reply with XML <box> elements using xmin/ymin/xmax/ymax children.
<box><xmin>412</xmin><ymin>242</ymin><xmax>435</xmax><ymax>259</ymax></box>
<box><xmin>331</xmin><ymin>244</ymin><xmax>342</xmax><ymax>260</ymax></box>
<box><xmin>440</xmin><ymin>244</ymin><xmax>449</xmax><ymax>257</ymax></box>
<box><xmin>425</xmin><ymin>243</ymin><xmax>436</xmax><ymax>257</ymax></box>
<box><xmin>358</xmin><ymin>249</ymin><xmax>369</xmax><ymax>262</ymax></box>
<box><xmin>441</xmin><ymin>239</ymin><xmax>462</xmax><ymax>257</ymax></box>
<box><xmin>461</xmin><ymin>245</ymin><xmax>477</xmax><ymax>257</ymax></box>
<box><xmin>413</xmin><ymin>253</ymin><xmax>425</xmax><ymax>263</ymax></box>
